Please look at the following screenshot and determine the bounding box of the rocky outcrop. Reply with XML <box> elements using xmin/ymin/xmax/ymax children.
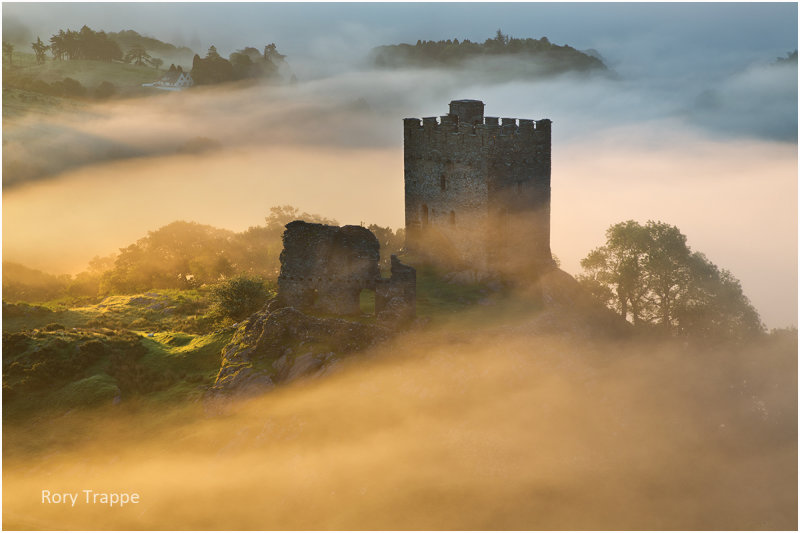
<box><xmin>206</xmin><ymin>304</ymin><xmax>392</xmax><ymax>400</ymax></box>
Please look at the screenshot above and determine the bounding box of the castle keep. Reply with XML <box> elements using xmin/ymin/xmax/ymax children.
<box><xmin>403</xmin><ymin>100</ymin><xmax>552</xmax><ymax>272</ymax></box>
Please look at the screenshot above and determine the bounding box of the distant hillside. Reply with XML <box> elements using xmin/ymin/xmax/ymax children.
<box><xmin>372</xmin><ymin>30</ymin><xmax>606</xmax><ymax>77</ymax></box>
<box><xmin>108</xmin><ymin>29</ymin><xmax>195</xmax><ymax>67</ymax></box>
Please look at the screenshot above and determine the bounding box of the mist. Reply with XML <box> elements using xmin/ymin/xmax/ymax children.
<box><xmin>2</xmin><ymin>2</ymin><xmax>797</xmax><ymax>329</ymax></box>
<box><xmin>4</xmin><ymin>48</ymin><xmax>797</xmax><ymax>327</ymax></box>
<box><xmin>3</xmin><ymin>318</ymin><xmax>796</xmax><ymax>529</ymax></box>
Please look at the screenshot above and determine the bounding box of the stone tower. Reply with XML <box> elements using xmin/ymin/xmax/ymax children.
<box><xmin>403</xmin><ymin>100</ymin><xmax>552</xmax><ymax>273</ymax></box>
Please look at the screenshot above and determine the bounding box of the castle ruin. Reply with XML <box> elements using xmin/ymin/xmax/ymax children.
<box><xmin>404</xmin><ymin>100</ymin><xmax>553</xmax><ymax>273</ymax></box>
<box><xmin>277</xmin><ymin>221</ymin><xmax>416</xmax><ymax>321</ymax></box>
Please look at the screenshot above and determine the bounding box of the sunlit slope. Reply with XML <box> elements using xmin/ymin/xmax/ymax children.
<box><xmin>3</xmin><ymin>304</ymin><xmax>796</xmax><ymax>530</ymax></box>
<box><xmin>5</xmin><ymin>52</ymin><xmax>161</xmax><ymax>88</ymax></box>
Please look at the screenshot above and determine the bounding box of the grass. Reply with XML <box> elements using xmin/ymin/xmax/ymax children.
<box><xmin>2</xmin><ymin>52</ymin><xmax>166</xmax><ymax>118</ymax></box>
<box><xmin>2</xmin><ymin>261</ymin><xmax>546</xmax><ymax>421</ymax></box>
<box><xmin>5</xmin><ymin>52</ymin><xmax>162</xmax><ymax>89</ymax></box>
<box><xmin>2</xmin><ymin>289</ymin><xmax>213</xmax><ymax>334</ymax></box>
<box><xmin>2</xmin><ymin>87</ymin><xmax>86</xmax><ymax>119</ymax></box>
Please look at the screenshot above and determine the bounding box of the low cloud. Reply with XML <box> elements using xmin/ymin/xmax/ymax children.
<box><xmin>3</xmin><ymin>323</ymin><xmax>797</xmax><ymax>529</ymax></box>
<box><xmin>2</xmin><ymin>53</ymin><xmax>796</xmax><ymax>326</ymax></box>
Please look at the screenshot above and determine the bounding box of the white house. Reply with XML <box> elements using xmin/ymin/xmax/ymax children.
<box><xmin>142</xmin><ymin>69</ymin><xmax>193</xmax><ymax>91</ymax></box>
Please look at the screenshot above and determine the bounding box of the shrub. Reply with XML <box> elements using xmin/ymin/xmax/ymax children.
<box><xmin>210</xmin><ymin>276</ymin><xmax>270</xmax><ymax>321</ymax></box>
<box><xmin>94</xmin><ymin>80</ymin><xmax>116</xmax><ymax>99</ymax></box>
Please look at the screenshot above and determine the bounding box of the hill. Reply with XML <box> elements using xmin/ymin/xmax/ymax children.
<box><xmin>2</xmin><ymin>50</ymin><xmax>164</xmax><ymax>118</ymax></box>
<box><xmin>371</xmin><ymin>30</ymin><xmax>607</xmax><ymax>77</ymax></box>
<box><xmin>108</xmin><ymin>29</ymin><xmax>195</xmax><ymax>68</ymax></box>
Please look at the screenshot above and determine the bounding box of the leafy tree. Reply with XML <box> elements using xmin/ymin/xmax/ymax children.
<box><xmin>579</xmin><ymin>220</ymin><xmax>763</xmax><ymax>341</ymax></box>
<box><xmin>263</xmin><ymin>43</ymin><xmax>286</xmax><ymax>63</ymax></box>
<box><xmin>31</xmin><ymin>36</ymin><xmax>48</xmax><ymax>64</ymax></box>
<box><xmin>100</xmin><ymin>221</ymin><xmax>240</xmax><ymax>293</ymax></box>
<box><xmin>150</xmin><ymin>57</ymin><xmax>164</xmax><ymax>69</ymax></box>
<box><xmin>2</xmin><ymin>41</ymin><xmax>14</xmax><ymax>66</ymax></box>
<box><xmin>123</xmin><ymin>44</ymin><xmax>153</xmax><ymax>66</ymax></box>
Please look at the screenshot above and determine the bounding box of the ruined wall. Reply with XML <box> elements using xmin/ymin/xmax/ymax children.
<box><xmin>278</xmin><ymin>221</ymin><xmax>416</xmax><ymax>320</ymax></box>
<box><xmin>403</xmin><ymin>100</ymin><xmax>552</xmax><ymax>272</ymax></box>
<box><xmin>278</xmin><ymin>221</ymin><xmax>380</xmax><ymax>315</ymax></box>
<box><xmin>375</xmin><ymin>255</ymin><xmax>417</xmax><ymax>323</ymax></box>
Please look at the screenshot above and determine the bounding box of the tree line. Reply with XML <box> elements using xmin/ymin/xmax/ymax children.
<box><xmin>2</xmin><ymin>206</ymin><xmax>404</xmax><ymax>303</ymax></box>
<box><xmin>372</xmin><ymin>29</ymin><xmax>606</xmax><ymax>73</ymax></box>
<box><xmin>191</xmin><ymin>44</ymin><xmax>286</xmax><ymax>85</ymax></box>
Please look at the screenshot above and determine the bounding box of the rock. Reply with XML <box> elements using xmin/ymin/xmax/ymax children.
<box><xmin>285</xmin><ymin>352</ymin><xmax>324</xmax><ymax>382</ymax></box>
<box><xmin>205</xmin><ymin>306</ymin><xmax>391</xmax><ymax>399</ymax></box>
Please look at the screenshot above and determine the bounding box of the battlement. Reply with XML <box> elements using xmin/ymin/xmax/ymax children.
<box><xmin>404</xmin><ymin>115</ymin><xmax>551</xmax><ymax>135</ymax></box>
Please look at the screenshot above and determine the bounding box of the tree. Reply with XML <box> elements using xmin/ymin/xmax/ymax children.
<box><xmin>579</xmin><ymin>220</ymin><xmax>763</xmax><ymax>341</ymax></box>
<box><xmin>191</xmin><ymin>45</ymin><xmax>234</xmax><ymax>85</ymax></box>
<box><xmin>49</xmin><ymin>31</ymin><xmax>67</xmax><ymax>60</ymax></box>
<box><xmin>123</xmin><ymin>45</ymin><xmax>152</xmax><ymax>66</ymax></box>
<box><xmin>31</xmin><ymin>36</ymin><xmax>48</xmax><ymax>64</ymax></box>
<box><xmin>150</xmin><ymin>57</ymin><xmax>164</xmax><ymax>69</ymax></box>
<box><xmin>2</xmin><ymin>41</ymin><xmax>14</xmax><ymax>66</ymax></box>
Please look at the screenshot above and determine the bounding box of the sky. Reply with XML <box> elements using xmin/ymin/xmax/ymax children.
<box><xmin>1</xmin><ymin>2</ymin><xmax>798</xmax><ymax>327</ymax></box>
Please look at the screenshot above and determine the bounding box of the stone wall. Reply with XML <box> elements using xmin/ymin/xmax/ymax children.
<box><xmin>278</xmin><ymin>221</ymin><xmax>416</xmax><ymax>320</ymax></box>
<box><xmin>375</xmin><ymin>255</ymin><xmax>417</xmax><ymax>323</ymax></box>
<box><xmin>278</xmin><ymin>221</ymin><xmax>380</xmax><ymax>315</ymax></box>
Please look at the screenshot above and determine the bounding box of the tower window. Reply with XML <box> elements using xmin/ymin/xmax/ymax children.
<box><xmin>449</xmin><ymin>211</ymin><xmax>456</xmax><ymax>225</ymax></box>
<box><xmin>440</xmin><ymin>174</ymin><xmax>447</xmax><ymax>192</ymax></box>
<box><xmin>421</xmin><ymin>204</ymin><xmax>429</xmax><ymax>226</ymax></box>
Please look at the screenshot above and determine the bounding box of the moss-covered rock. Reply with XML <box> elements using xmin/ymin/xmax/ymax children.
<box><xmin>207</xmin><ymin>305</ymin><xmax>391</xmax><ymax>399</ymax></box>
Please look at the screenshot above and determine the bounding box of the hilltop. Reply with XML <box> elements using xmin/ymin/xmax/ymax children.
<box><xmin>371</xmin><ymin>30</ymin><xmax>607</xmax><ymax>78</ymax></box>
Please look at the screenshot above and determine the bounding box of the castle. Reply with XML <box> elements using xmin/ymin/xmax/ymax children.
<box><xmin>403</xmin><ymin>100</ymin><xmax>552</xmax><ymax>273</ymax></box>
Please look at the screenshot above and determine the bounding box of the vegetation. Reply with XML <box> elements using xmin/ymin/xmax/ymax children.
<box><xmin>2</xmin><ymin>206</ymin><xmax>781</xmax><ymax>425</ymax></box>
<box><xmin>192</xmin><ymin>43</ymin><xmax>286</xmax><ymax>85</ymax></box>
<box><xmin>2</xmin><ymin>322</ymin><xmax>232</xmax><ymax>420</ymax></box>
<box><xmin>123</xmin><ymin>44</ymin><xmax>154</xmax><ymax>66</ymax></box>
<box><xmin>48</xmin><ymin>26</ymin><xmax>122</xmax><ymax>62</ymax></box>
<box><xmin>579</xmin><ymin>220</ymin><xmax>763</xmax><ymax>341</ymax></box>
<box><xmin>372</xmin><ymin>29</ymin><xmax>606</xmax><ymax>75</ymax></box>
<box><xmin>3</xmin><ymin>206</ymin><xmax>402</xmax><ymax>305</ymax></box>
<box><xmin>775</xmin><ymin>49</ymin><xmax>797</xmax><ymax>64</ymax></box>
<box><xmin>209</xmin><ymin>276</ymin><xmax>273</xmax><ymax>321</ymax></box>
<box><xmin>107</xmin><ymin>29</ymin><xmax>194</xmax><ymax>65</ymax></box>
<box><xmin>3</xmin><ymin>40</ymin><xmax>15</xmax><ymax>65</ymax></box>
<box><xmin>31</xmin><ymin>36</ymin><xmax>48</xmax><ymax>64</ymax></box>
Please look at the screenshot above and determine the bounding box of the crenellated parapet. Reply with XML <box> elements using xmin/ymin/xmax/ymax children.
<box><xmin>404</xmin><ymin>115</ymin><xmax>551</xmax><ymax>140</ymax></box>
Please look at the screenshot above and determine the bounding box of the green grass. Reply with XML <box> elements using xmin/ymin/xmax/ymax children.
<box><xmin>2</xmin><ymin>87</ymin><xmax>86</xmax><ymax>119</ymax></box>
<box><xmin>1</xmin><ymin>261</ymin><xmax>544</xmax><ymax>421</ymax></box>
<box><xmin>3</xmin><ymin>289</ymin><xmax>213</xmax><ymax>334</ymax></box>
<box><xmin>5</xmin><ymin>52</ymin><xmax>162</xmax><ymax>89</ymax></box>
<box><xmin>3</xmin><ymin>52</ymin><xmax>166</xmax><ymax>118</ymax></box>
